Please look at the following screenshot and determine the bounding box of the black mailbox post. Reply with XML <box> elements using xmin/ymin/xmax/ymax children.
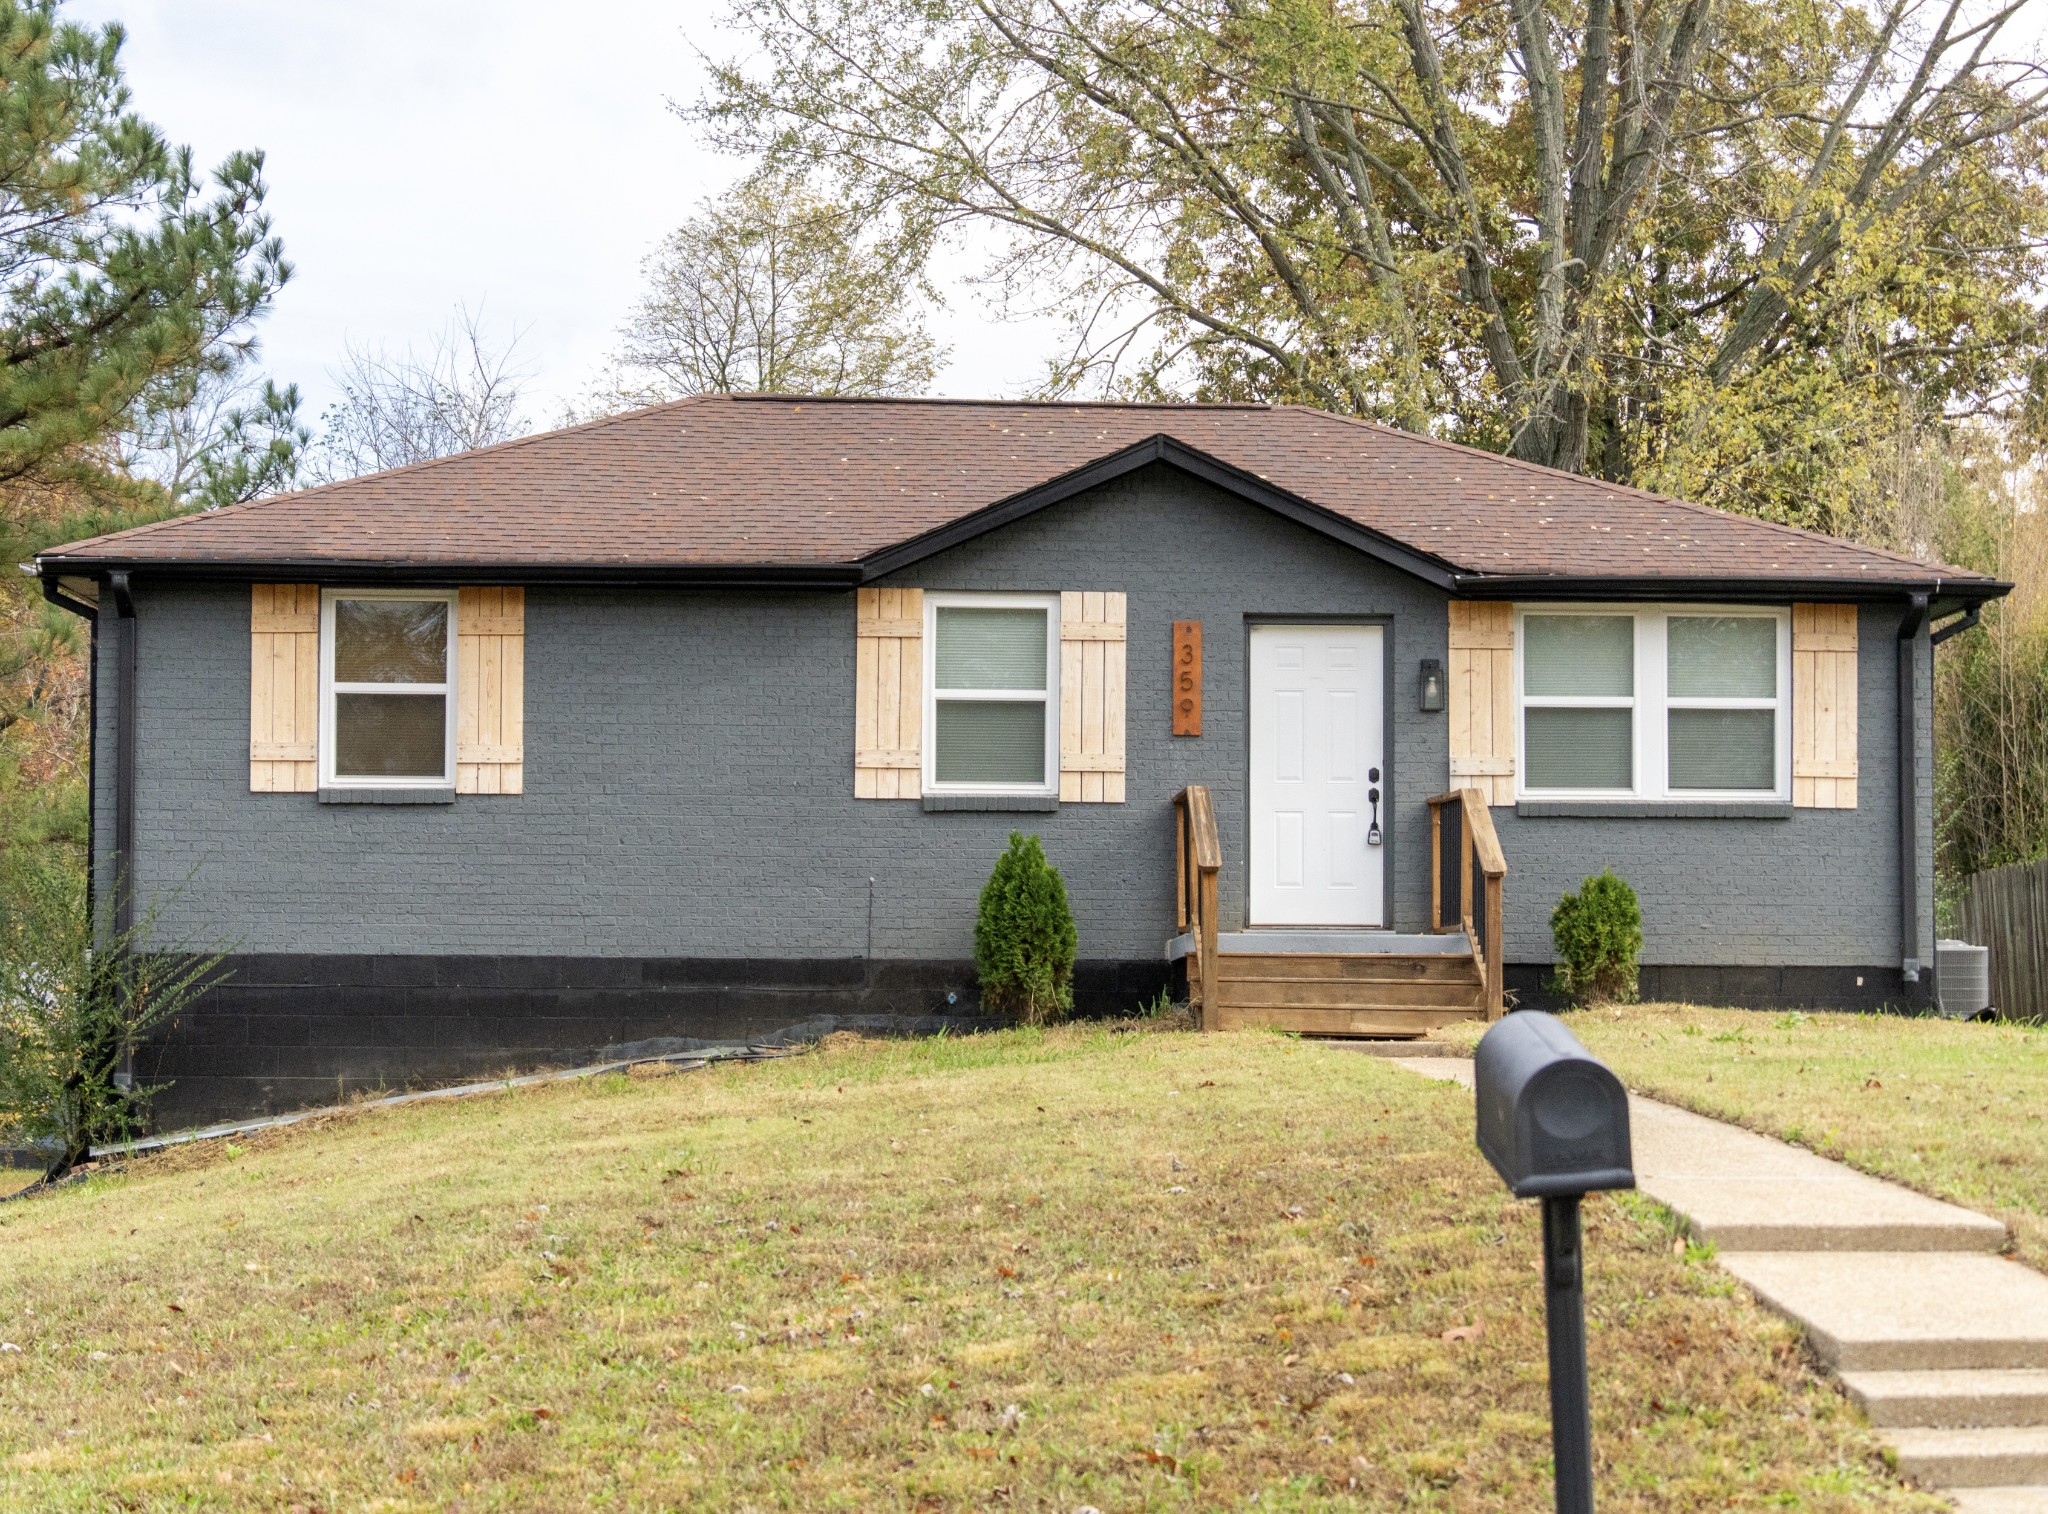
<box><xmin>1475</xmin><ymin>1012</ymin><xmax>1635</xmax><ymax>1514</ymax></box>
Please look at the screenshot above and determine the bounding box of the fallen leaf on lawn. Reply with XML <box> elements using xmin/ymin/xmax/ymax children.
<box><xmin>1441</xmin><ymin>1323</ymin><xmax>1484</xmax><ymax>1343</ymax></box>
<box><xmin>966</xmin><ymin>1446</ymin><xmax>997</xmax><ymax>1461</ymax></box>
<box><xmin>1139</xmin><ymin>1448</ymin><xmax>1180</xmax><ymax>1473</ymax></box>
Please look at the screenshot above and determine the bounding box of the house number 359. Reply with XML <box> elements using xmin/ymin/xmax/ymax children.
<box><xmin>1172</xmin><ymin>620</ymin><xmax>1202</xmax><ymax>737</ymax></box>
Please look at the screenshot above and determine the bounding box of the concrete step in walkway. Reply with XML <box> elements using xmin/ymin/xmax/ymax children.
<box><xmin>1393</xmin><ymin>1054</ymin><xmax>2041</xmax><ymax>1504</ymax></box>
<box><xmin>1844</xmin><ymin>1370</ymin><xmax>2048</xmax><ymax>1429</ymax></box>
<box><xmin>1953</xmin><ymin>1488</ymin><xmax>2048</xmax><ymax>1512</ymax></box>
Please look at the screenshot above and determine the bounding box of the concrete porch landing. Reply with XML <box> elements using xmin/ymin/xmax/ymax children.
<box><xmin>1394</xmin><ymin>1056</ymin><xmax>2048</xmax><ymax>1509</ymax></box>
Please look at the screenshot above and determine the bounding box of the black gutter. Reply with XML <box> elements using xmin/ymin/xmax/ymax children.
<box><xmin>1898</xmin><ymin>592</ymin><xmax>1930</xmax><ymax>989</ymax></box>
<box><xmin>109</xmin><ymin>571</ymin><xmax>136</xmax><ymax>937</ymax></box>
<box><xmin>1451</xmin><ymin>573</ymin><xmax>2011</xmax><ymax>606</ymax></box>
<box><xmin>32</xmin><ymin>559</ymin><xmax>865</xmax><ymax>590</ymax></box>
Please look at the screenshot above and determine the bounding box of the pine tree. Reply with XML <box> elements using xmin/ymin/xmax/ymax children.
<box><xmin>0</xmin><ymin>1</ymin><xmax>289</xmax><ymax>504</ymax></box>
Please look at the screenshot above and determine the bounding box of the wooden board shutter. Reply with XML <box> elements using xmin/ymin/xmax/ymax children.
<box><xmin>1060</xmin><ymin>591</ymin><xmax>1126</xmax><ymax>803</ymax></box>
<box><xmin>457</xmin><ymin>587</ymin><xmax>525</xmax><ymax>794</ymax></box>
<box><xmin>1792</xmin><ymin>602</ymin><xmax>1858</xmax><ymax>809</ymax></box>
<box><xmin>1447</xmin><ymin>601</ymin><xmax>1515</xmax><ymax>806</ymax></box>
<box><xmin>855</xmin><ymin>587</ymin><xmax>923</xmax><ymax>798</ymax></box>
<box><xmin>250</xmin><ymin>584</ymin><xmax>318</xmax><ymax>793</ymax></box>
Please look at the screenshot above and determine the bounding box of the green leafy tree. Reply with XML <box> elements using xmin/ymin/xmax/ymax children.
<box><xmin>581</xmin><ymin>174</ymin><xmax>940</xmax><ymax>411</ymax></box>
<box><xmin>974</xmin><ymin>832</ymin><xmax>1078</xmax><ymax>1025</ymax></box>
<box><xmin>701</xmin><ymin>0</ymin><xmax>2048</xmax><ymax>498</ymax></box>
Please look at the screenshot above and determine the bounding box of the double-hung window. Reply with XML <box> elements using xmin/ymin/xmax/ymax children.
<box><xmin>320</xmin><ymin>588</ymin><xmax>457</xmax><ymax>788</ymax></box>
<box><xmin>923</xmin><ymin>593</ymin><xmax>1059</xmax><ymax>796</ymax></box>
<box><xmin>1517</xmin><ymin>606</ymin><xmax>1789</xmax><ymax>800</ymax></box>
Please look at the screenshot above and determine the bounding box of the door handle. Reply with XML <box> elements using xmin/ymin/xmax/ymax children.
<box><xmin>1367</xmin><ymin>769</ymin><xmax>1383</xmax><ymax>847</ymax></box>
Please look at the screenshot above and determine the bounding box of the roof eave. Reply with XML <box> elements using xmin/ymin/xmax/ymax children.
<box><xmin>1450</xmin><ymin>572</ymin><xmax>2012</xmax><ymax>607</ymax></box>
<box><xmin>30</xmin><ymin>556</ymin><xmax>866</xmax><ymax>590</ymax></box>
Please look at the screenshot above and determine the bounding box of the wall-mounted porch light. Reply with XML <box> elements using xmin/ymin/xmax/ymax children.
<box><xmin>1419</xmin><ymin>657</ymin><xmax>1446</xmax><ymax>713</ymax></box>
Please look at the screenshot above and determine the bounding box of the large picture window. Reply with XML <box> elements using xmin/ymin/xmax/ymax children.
<box><xmin>923</xmin><ymin>593</ymin><xmax>1059</xmax><ymax>796</ymax></box>
<box><xmin>1517</xmin><ymin>606</ymin><xmax>1789</xmax><ymax>800</ymax></box>
<box><xmin>320</xmin><ymin>589</ymin><xmax>457</xmax><ymax>787</ymax></box>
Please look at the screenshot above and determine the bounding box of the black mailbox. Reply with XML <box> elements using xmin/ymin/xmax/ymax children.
<box><xmin>1473</xmin><ymin>1010</ymin><xmax>1635</xmax><ymax>1514</ymax></box>
<box><xmin>1476</xmin><ymin>1010</ymin><xmax>1634</xmax><ymax>1199</ymax></box>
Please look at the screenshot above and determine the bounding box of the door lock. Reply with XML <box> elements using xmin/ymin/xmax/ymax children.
<box><xmin>1367</xmin><ymin>767</ymin><xmax>1383</xmax><ymax>847</ymax></box>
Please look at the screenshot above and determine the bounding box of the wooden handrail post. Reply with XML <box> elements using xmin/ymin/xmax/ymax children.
<box><xmin>1485</xmin><ymin>872</ymin><xmax>1505</xmax><ymax>1020</ymax></box>
<box><xmin>1429</xmin><ymin>799</ymin><xmax>1443</xmax><ymax>932</ymax></box>
<box><xmin>1173</xmin><ymin>794</ymin><xmax>1189</xmax><ymax>933</ymax></box>
<box><xmin>1172</xmin><ymin>785</ymin><xmax>1222</xmax><ymax>1031</ymax></box>
<box><xmin>1459</xmin><ymin>822</ymin><xmax>1474</xmax><ymax>936</ymax></box>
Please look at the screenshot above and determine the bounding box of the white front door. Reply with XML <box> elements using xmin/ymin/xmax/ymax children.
<box><xmin>1249</xmin><ymin>624</ymin><xmax>1386</xmax><ymax>927</ymax></box>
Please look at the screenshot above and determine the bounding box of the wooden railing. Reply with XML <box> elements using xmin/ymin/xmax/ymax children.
<box><xmin>1428</xmin><ymin>788</ymin><xmax>1507</xmax><ymax>1020</ymax></box>
<box><xmin>1172</xmin><ymin>785</ymin><xmax>1221</xmax><ymax>1025</ymax></box>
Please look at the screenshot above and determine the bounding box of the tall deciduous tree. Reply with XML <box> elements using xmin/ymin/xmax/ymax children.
<box><xmin>584</xmin><ymin>175</ymin><xmax>940</xmax><ymax>409</ymax></box>
<box><xmin>311</xmin><ymin>307</ymin><xmax>529</xmax><ymax>482</ymax></box>
<box><xmin>700</xmin><ymin>0</ymin><xmax>2048</xmax><ymax>496</ymax></box>
<box><xmin>0</xmin><ymin>0</ymin><xmax>288</xmax><ymax>501</ymax></box>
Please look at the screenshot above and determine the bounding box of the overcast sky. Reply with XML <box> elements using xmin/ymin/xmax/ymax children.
<box><xmin>64</xmin><ymin>0</ymin><xmax>1065</xmax><ymax>427</ymax></box>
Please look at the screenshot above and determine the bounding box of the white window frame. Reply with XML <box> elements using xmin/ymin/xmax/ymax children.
<box><xmin>1515</xmin><ymin>604</ymin><xmax>1791</xmax><ymax>802</ymax></box>
<box><xmin>318</xmin><ymin>587</ymin><xmax>458</xmax><ymax>790</ymax></box>
<box><xmin>922</xmin><ymin>591</ymin><xmax>1061</xmax><ymax>798</ymax></box>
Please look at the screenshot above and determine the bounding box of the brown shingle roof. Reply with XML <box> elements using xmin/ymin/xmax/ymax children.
<box><xmin>35</xmin><ymin>394</ymin><xmax>1999</xmax><ymax>596</ymax></box>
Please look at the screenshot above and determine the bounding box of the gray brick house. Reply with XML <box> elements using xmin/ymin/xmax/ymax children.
<box><xmin>34</xmin><ymin>396</ymin><xmax>2006</xmax><ymax>1122</ymax></box>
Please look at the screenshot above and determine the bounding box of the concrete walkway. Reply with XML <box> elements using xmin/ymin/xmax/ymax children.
<box><xmin>1398</xmin><ymin>1056</ymin><xmax>2048</xmax><ymax>1511</ymax></box>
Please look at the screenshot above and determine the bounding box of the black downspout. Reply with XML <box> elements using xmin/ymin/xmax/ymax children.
<box><xmin>109</xmin><ymin>571</ymin><xmax>136</xmax><ymax>938</ymax></box>
<box><xmin>1898</xmin><ymin>592</ymin><xmax>1930</xmax><ymax>999</ymax></box>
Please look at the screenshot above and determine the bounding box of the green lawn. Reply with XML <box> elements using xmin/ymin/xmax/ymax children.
<box><xmin>0</xmin><ymin>1027</ymin><xmax>1935</xmax><ymax>1511</ymax></box>
<box><xmin>1449</xmin><ymin>1004</ymin><xmax>2048</xmax><ymax>1269</ymax></box>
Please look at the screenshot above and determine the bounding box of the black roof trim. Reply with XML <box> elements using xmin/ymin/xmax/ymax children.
<box><xmin>31</xmin><ymin>559</ymin><xmax>865</xmax><ymax>591</ymax></box>
<box><xmin>1451</xmin><ymin>573</ymin><xmax>2013</xmax><ymax>607</ymax></box>
<box><xmin>857</xmin><ymin>433</ymin><xmax>1463</xmax><ymax>590</ymax></box>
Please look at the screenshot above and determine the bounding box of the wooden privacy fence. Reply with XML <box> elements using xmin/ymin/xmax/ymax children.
<box><xmin>1956</xmin><ymin>858</ymin><xmax>2048</xmax><ymax>1022</ymax></box>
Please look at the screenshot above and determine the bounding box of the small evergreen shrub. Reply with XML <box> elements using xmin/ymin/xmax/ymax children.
<box><xmin>1550</xmin><ymin>869</ymin><xmax>1643</xmax><ymax>1005</ymax></box>
<box><xmin>974</xmin><ymin>832</ymin><xmax>1078</xmax><ymax>1025</ymax></box>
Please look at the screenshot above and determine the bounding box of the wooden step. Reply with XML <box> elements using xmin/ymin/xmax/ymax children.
<box><xmin>1216</xmin><ymin>953</ymin><xmax>1481</xmax><ymax>983</ymax></box>
<box><xmin>1200</xmin><ymin>948</ymin><xmax>1487</xmax><ymax>1038</ymax></box>
<box><xmin>1214</xmin><ymin>977</ymin><xmax>1483</xmax><ymax>1011</ymax></box>
<box><xmin>1210</xmin><ymin>1005</ymin><xmax>1475</xmax><ymax>1036</ymax></box>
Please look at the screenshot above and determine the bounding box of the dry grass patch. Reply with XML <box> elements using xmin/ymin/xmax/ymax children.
<box><xmin>0</xmin><ymin>1026</ymin><xmax>1934</xmax><ymax>1511</ymax></box>
<box><xmin>1446</xmin><ymin>1004</ymin><xmax>2048</xmax><ymax>1268</ymax></box>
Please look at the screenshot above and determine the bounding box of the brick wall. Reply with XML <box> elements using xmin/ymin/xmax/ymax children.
<box><xmin>99</xmin><ymin>463</ymin><xmax>1929</xmax><ymax>978</ymax></box>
